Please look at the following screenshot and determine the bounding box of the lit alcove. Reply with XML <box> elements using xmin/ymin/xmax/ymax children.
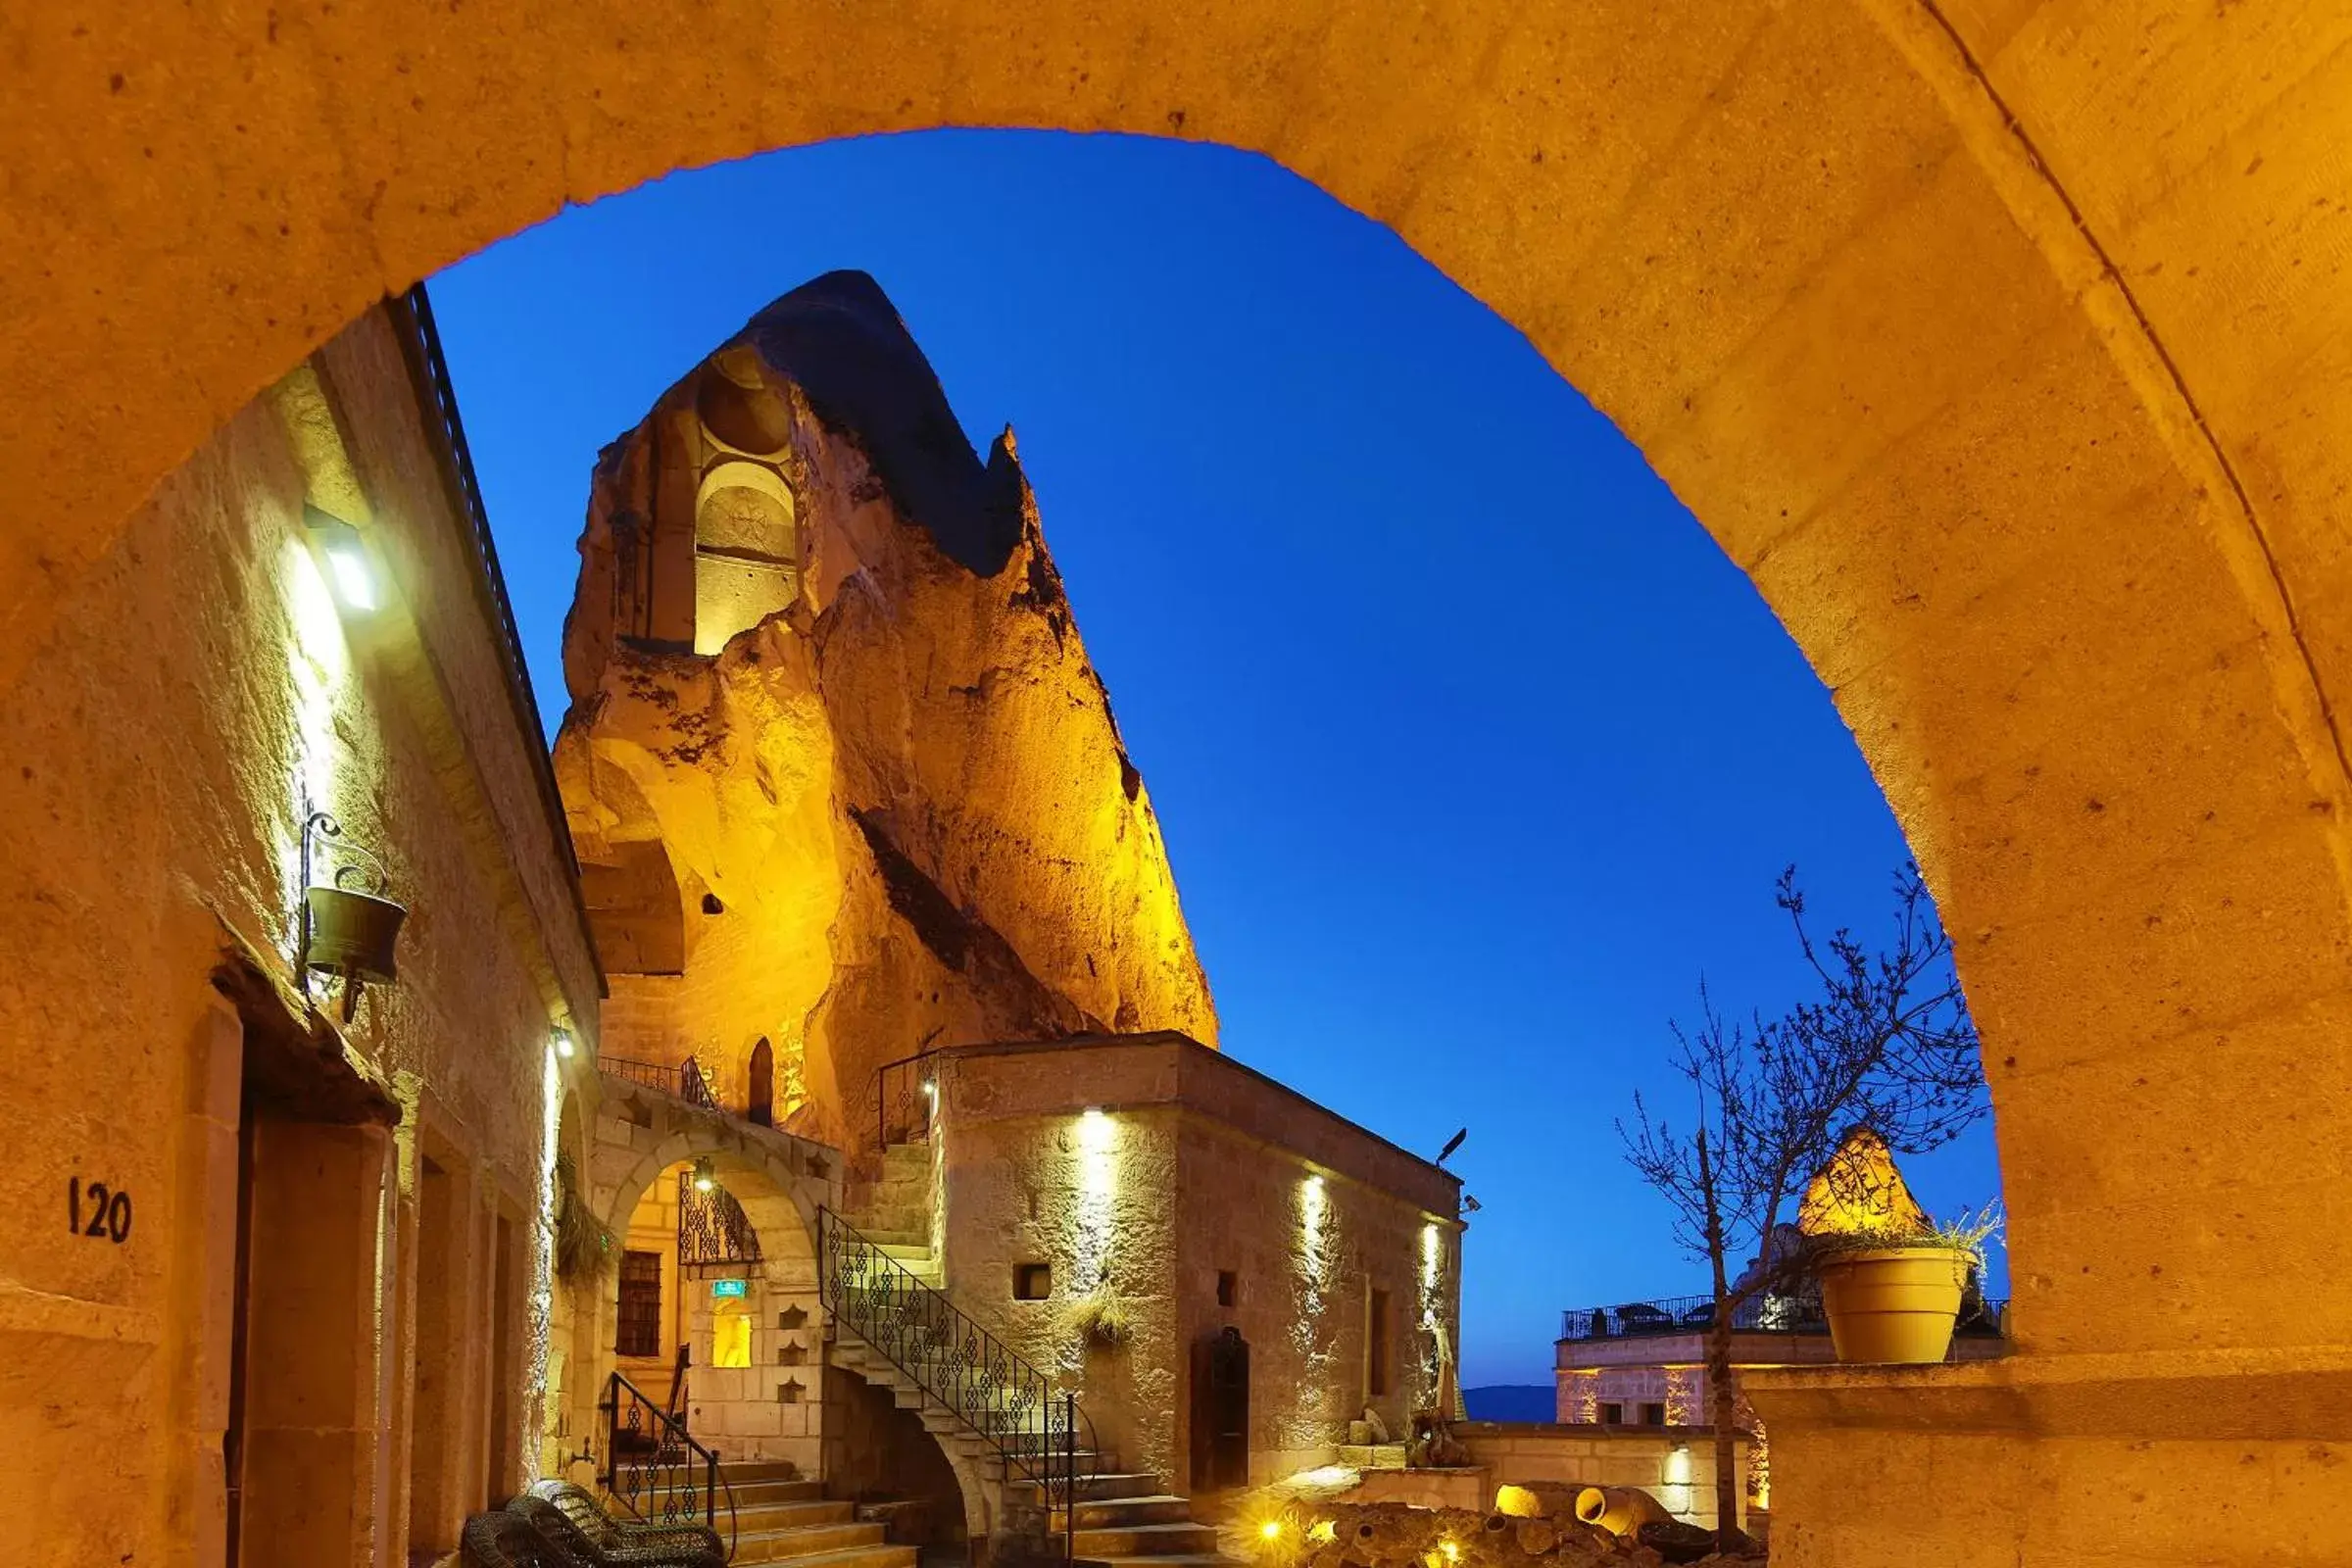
<box><xmin>710</xmin><ymin>1287</ymin><xmax>755</xmax><ymax>1369</ymax></box>
<box><xmin>691</xmin><ymin>347</ymin><xmax>801</xmax><ymax>653</ymax></box>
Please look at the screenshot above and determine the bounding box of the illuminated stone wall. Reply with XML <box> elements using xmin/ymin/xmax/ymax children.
<box><xmin>923</xmin><ymin>1035</ymin><xmax>1462</xmax><ymax>1488</ymax></box>
<box><xmin>0</xmin><ymin>301</ymin><xmax>602</xmax><ymax>1568</ymax></box>
<box><xmin>557</xmin><ymin>274</ymin><xmax>1215</xmax><ymax>1154</ymax></box>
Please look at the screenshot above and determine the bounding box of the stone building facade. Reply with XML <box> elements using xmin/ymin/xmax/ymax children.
<box><xmin>904</xmin><ymin>1034</ymin><xmax>1465</xmax><ymax>1489</ymax></box>
<box><xmin>0</xmin><ymin>290</ymin><xmax>605</xmax><ymax>1568</ymax></box>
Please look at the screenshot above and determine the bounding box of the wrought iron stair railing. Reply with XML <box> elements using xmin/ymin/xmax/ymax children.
<box><xmin>602</xmin><ymin>1053</ymin><xmax>722</xmax><ymax>1113</ymax></box>
<box><xmin>873</xmin><ymin>1049</ymin><xmax>939</xmax><ymax>1151</ymax></box>
<box><xmin>816</xmin><ymin>1206</ymin><xmax>1091</xmax><ymax>1559</ymax></box>
<box><xmin>600</xmin><ymin>1368</ymin><xmax>737</xmax><ymax>1561</ymax></box>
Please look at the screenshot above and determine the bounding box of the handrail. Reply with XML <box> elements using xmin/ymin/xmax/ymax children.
<box><xmin>602</xmin><ymin>1054</ymin><xmax>722</xmax><ymax>1114</ymax></box>
<box><xmin>1559</xmin><ymin>1291</ymin><xmax>2009</xmax><ymax>1343</ymax></box>
<box><xmin>600</xmin><ymin>1368</ymin><xmax>736</xmax><ymax>1560</ymax></box>
<box><xmin>816</xmin><ymin>1206</ymin><xmax>1093</xmax><ymax>1560</ymax></box>
<box><xmin>872</xmin><ymin>1049</ymin><xmax>939</xmax><ymax>1151</ymax></box>
<box><xmin>678</xmin><ymin>1054</ymin><xmax>720</xmax><ymax>1113</ymax></box>
<box><xmin>667</xmin><ymin>1342</ymin><xmax>691</xmax><ymax>1426</ymax></box>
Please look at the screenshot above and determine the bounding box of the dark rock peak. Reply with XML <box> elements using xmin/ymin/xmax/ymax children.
<box><xmin>733</xmin><ymin>270</ymin><xmax>1025</xmax><ymax>577</ymax></box>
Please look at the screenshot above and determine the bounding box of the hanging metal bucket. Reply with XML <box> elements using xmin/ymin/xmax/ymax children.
<box><xmin>305</xmin><ymin>883</ymin><xmax>408</xmax><ymax>984</ymax></box>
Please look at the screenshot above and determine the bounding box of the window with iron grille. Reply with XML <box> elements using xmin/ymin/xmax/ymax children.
<box><xmin>617</xmin><ymin>1250</ymin><xmax>663</xmax><ymax>1357</ymax></box>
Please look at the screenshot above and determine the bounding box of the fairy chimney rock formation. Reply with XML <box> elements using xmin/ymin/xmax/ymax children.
<box><xmin>554</xmin><ymin>271</ymin><xmax>1216</xmax><ymax>1149</ymax></box>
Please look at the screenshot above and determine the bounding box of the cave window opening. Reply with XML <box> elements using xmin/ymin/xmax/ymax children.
<box><xmin>691</xmin><ymin>435</ymin><xmax>800</xmax><ymax>655</ymax></box>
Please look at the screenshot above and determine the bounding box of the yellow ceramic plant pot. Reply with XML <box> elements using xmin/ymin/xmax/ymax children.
<box><xmin>1816</xmin><ymin>1246</ymin><xmax>1968</xmax><ymax>1363</ymax></box>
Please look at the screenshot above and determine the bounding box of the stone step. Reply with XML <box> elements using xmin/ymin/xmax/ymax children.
<box><xmin>972</xmin><ymin>1449</ymin><xmax>1108</xmax><ymax>1481</ymax></box>
<box><xmin>854</xmin><ymin>1226</ymin><xmax>927</xmax><ymax>1248</ymax></box>
<box><xmin>839</xmin><ymin>1259</ymin><xmax>940</xmax><ymax>1286</ymax></box>
<box><xmin>1082</xmin><ymin>1555</ymin><xmax>1241</xmax><ymax>1568</ymax></box>
<box><xmin>721</xmin><ymin>1460</ymin><xmax>811</xmax><ymax>1484</ymax></box>
<box><xmin>734</xmin><ymin>1519</ymin><xmax>890</xmax><ymax>1557</ymax></box>
<box><xmin>734</xmin><ymin>1498</ymin><xmax>858</xmax><ymax>1533</ymax></box>
<box><xmin>729</xmin><ymin>1537</ymin><xmax>917</xmax><ymax>1568</ymax></box>
<box><xmin>727</xmin><ymin>1478</ymin><xmax>828</xmax><ymax>1507</ymax></box>
<box><xmin>1072</xmin><ymin>1522</ymin><xmax>1222</xmax><ymax>1558</ymax></box>
<box><xmin>1062</xmin><ymin>1495</ymin><xmax>1196</xmax><ymax>1529</ymax></box>
<box><xmin>1008</xmin><ymin>1469</ymin><xmax>1157</xmax><ymax>1504</ymax></box>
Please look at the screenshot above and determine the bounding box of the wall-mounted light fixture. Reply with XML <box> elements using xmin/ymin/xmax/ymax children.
<box><xmin>553</xmin><ymin>1028</ymin><xmax>576</xmax><ymax>1060</ymax></box>
<box><xmin>300</xmin><ymin>809</ymin><xmax>407</xmax><ymax>1023</ymax></box>
<box><xmin>304</xmin><ymin>503</ymin><xmax>376</xmax><ymax>612</ymax></box>
<box><xmin>692</xmin><ymin>1156</ymin><xmax>716</xmax><ymax>1194</ymax></box>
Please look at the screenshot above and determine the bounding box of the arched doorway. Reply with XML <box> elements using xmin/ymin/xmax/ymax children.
<box><xmin>12</xmin><ymin>8</ymin><xmax>2352</xmax><ymax>1562</ymax></box>
<box><xmin>748</xmin><ymin>1038</ymin><xmax>775</xmax><ymax>1128</ymax></box>
<box><xmin>575</xmin><ymin>1085</ymin><xmax>839</xmax><ymax>1481</ymax></box>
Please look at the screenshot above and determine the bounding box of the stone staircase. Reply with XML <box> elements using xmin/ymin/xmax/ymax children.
<box><xmin>641</xmin><ymin>1459</ymin><xmax>915</xmax><ymax>1568</ymax></box>
<box><xmin>845</xmin><ymin>1140</ymin><xmax>935</xmax><ymax>1260</ymax></box>
<box><xmin>1054</xmin><ymin>1474</ymin><xmax>1232</xmax><ymax>1568</ymax></box>
<box><xmin>833</xmin><ymin>1140</ymin><xmax>1236</xmax><ymax>1568</ymax></box>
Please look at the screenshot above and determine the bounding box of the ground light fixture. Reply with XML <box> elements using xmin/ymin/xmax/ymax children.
<box><xmin>304</xmin><ymin>503</ymin><xmax>376</xmax><ymax>612</ymax></box>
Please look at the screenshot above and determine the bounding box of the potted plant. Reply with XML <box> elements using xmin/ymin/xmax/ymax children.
<box><xmin>1808</xmin><ymin>1203</ymin><xmax>2000</xmax><ymax>1364</ymax></box>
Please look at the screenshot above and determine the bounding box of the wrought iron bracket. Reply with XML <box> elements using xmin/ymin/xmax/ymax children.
<box><xmin>298</xmin><ymin>807</ymin><xmax>400</xmax><ymax>1024</ymax></box>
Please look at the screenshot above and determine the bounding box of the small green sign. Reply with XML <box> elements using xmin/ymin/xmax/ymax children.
<box><xmin>711</xmin><ymin>1278</ymin><xmax>748</xmax><ymax>1298</ymax></box>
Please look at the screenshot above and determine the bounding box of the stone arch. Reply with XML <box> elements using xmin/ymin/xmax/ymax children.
<box><xmin>691</xmin><ymin>458</ymin><xmax>801</xmax><ymax>653</ymax></box>
<box><xmin>13</xmin><ymin>6</ymin><xmax>2352</xmax><ymax>1555</ymax></box>
<box><xmin>574</xmin><ymin>1080</ymin><xmax>842</xmax><ymax>1459</ymax></box>
<box><xmin>697</xmin><ymin>350</ymin><xmax>796</xmax><ymax>458</ymax></box>
<box><xmin>824</xmin><ymin>1353</ymin><xmax>999</xmax><ymax>1550</ymax></box>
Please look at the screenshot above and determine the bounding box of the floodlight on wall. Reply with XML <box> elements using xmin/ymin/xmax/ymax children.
<box><xmin>304</xmin><ymin>503</ymin><xmax>376</xmax><ymax>612</ymax></box>
<box><xmin>299</xmin><ymin>809</ymin><xmax>407</xmax><ymax>1023</ymax></box>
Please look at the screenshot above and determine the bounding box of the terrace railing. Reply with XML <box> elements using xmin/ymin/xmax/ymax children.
<box><xmin>603</xmin><ymin>1054</ymin><xmax>722</xmax><ymax>1114</ymax></box>
<box><xmin>873</xmin><ymin>1049</ymin><xmax>939</xmax><ymax>1151</ymax></box>
<box><xmin>1561</xmin><ymin>1292</ymin><xmax>2008</xmax><ymax>1342</ymax></box>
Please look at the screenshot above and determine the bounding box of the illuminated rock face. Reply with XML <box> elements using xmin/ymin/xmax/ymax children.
<box><xmin>556</xmin><ymin>271</ymin><xmax>1215</xmax><ymax>1150</ymax></box>
<box><xmin>1796</xmin><ymin>1127</ymin><xmax>1932</xmax><ymax>1239</ymax></box>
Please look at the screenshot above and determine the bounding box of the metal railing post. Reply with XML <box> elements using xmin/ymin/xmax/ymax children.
<box><xmin>600</xmin><ymin>1371</ymin><xmax>618</xmax><ymax>1490</ymax></box>
<box><xmin>1064</xmin><ymin>1391</ymin><xmax>1078</xmax><ymax>1563</ymax></box>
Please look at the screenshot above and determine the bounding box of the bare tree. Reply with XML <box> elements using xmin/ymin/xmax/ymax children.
<box><xmin>1617</xmin><ymin>864</ymin><xmax>1986</xmax><ymax>1547</ymax></box>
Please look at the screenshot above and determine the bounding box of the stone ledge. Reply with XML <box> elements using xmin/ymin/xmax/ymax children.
<box><xmin>1746</xmin><ymin>1345</ymin><xmax>2352</xmax><ymax>1441</ymax></box>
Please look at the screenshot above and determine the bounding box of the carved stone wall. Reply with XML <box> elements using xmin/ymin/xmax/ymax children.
<box><xmin>557</xmin><ymin>273</ymin><xmax>1216</xmax><ymax>1152</ymax></box>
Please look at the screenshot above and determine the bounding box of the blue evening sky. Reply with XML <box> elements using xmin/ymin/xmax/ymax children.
<box><xmin>431</xmin><ymin>129</ymin><xmax>2001</xmax><ymax>1388</ymax></box>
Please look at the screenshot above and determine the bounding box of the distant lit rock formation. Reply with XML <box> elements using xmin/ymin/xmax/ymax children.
<box><xmin>555</xmin><ymin>271</ymin><xmax>1216</xmax><ymax>1150</ymax></box>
